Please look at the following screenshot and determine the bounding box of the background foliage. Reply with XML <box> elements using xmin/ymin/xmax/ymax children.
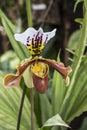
<box><xmin>0</xmin><ymin>0</ymin><xmax>87</xmax><ymax>130</ymax></box>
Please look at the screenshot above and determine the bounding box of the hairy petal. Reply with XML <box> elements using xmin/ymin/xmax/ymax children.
<box><xmin>3</xmin><ymin>59</ymin><xmax>35</xmax><ymax>87</ymax></box>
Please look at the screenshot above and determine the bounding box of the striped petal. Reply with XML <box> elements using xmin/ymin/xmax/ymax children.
<box><xmin>14</xmin><ymin>27</ymin><xmax>56</xmax><ymax>46</ymax></box>
<box><xmin>14</xmin><ymin>27</ymin><xmax>56</xmax><ymax>56</ymax></box>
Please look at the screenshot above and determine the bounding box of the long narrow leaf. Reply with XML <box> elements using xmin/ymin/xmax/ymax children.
<box><xmin>60</xmin><ymin>7</ymin><xmax>87</xmax><ymax>121</ymax></box>
<box><xmin>25</xmin><ymin>0</ymin><xmax>32</xmax><ymax>27</ymax></box>
<box><xmin>39</xmin><ymin>94</ymin><xmax>52</xmax><ymax>124</ymax></box>
<box><xmin>52</xmin><ymin>55</ymin><xmax>66</xmax><ymax>115</ymax></box>
<box><xmin>65</xmin><ymin>56</ymin><xmax>87</xmax><ymax>122</ymax></box>
<box><xmin>0</xmin><ymin>9</ymin><xmax>29</xmax><ymax>60</ymax></box>
<box><xmin>34</xmin><ymin>92</ymin><xmax>52</xmax><ymax>126</ymax></box>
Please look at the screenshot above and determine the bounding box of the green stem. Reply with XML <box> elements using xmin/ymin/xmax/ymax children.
<box><xmin>30</xmin><ymin>88</ymin><xmax>34</xmax><ymax>130</ymax></box>
<box><xmin>26</xmin><ymin>0</ymin><xmax>33</xmax><ymax>27</ymax></box>
<box><xmin>17</xmin><ymin>84</ymin><xmax>27</xmax><ymax>130</ymax></box>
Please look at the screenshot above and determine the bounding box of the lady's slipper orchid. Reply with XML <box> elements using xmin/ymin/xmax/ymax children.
<box><xmin>3</xmin><ymin>27</ymin><xmax>72</xmax><ymax>93</ymax></box>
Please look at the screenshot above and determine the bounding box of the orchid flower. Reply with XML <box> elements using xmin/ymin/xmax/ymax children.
<box><xmin>3</xmin><ymin>27</ymin><xmax>72</xmax><ymax>93</ymax></box>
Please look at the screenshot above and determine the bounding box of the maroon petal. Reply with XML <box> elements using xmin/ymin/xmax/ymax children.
<box><xmin>31</xmin><ymin>62</ymin><xmax>49</xmax><ymax>93</ymax></box>
<box><xmin>32</xmin><ymin>72</ymin><xmax>48</xmax><ymax>93</ymax></box>
<box><xmin>3</xmin><ymin>59</ymin><xmax>35</xmax><ymax>87</ymax></box>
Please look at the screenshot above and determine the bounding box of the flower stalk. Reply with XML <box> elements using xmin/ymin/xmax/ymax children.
<box><xmin>17</xmin><ymin>84</ymin><xmax>27</xmax><ymax>130</ymax></box>
<box><xmin>30</xmin><ymin>88</ymin><xmax>34</xmax><ymax>130</ymax></box>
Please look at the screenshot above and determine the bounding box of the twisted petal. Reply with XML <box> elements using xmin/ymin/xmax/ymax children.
<box><xmin>3</xmin><ymin>59</ymin><xmax>35</xmax><ymax>87</ymax></box>
<box><xmin>3</xmin><ymin>57</ymin><xmax>72</xmax><ymax>88</ymax></box>
<box><xmin>14</xmin><ymin>27</ymin><xmax>56</xmax><ymax>46</ymax></box>
<box><xmin>37</xmin><ymin>58</ymin><xmax>72</xmax><ymax>86</ymax></box>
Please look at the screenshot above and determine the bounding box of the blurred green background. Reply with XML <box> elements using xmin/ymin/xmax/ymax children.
<box><xmin>0</xmin><ymin>0</ymin><xmax>87</xmax><ymax>130</ymax></box>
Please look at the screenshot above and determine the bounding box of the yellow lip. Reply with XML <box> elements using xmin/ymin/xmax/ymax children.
<box><xmin>31</xmin><ymin>62</ymin><xmax>48</xmax><ymax>78</ymax></box>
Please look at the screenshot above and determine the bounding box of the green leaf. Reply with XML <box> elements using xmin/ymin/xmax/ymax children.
<box><xmin>64</xmin><ymin>56</ymin><xmax>87</xmax><ymax>122</ymax></box>
<box><xmin>75</xmin><ymin>18</ymin><xmax>83</xmax><ymax>24</ymax></box>
<box><xmin>34</xmin><ymin>92</ymin><xmax>52</xmax><ymax>127</ymax></box>
<box><xmin>52</xmin><ymin>55</ymin><xmax>66</xmax><ymax>115</ymax></box>
<box><xmin>84</xmin><ymin>0</ymin><xmax>87</xmax><ymax>10</ymax></box>
<box><xmin>0</xmin><ymin>50</ymin><xmax>20</xmax><ymax>71</ymax></box>
<box><xmin>25</xmin><ymin>0</ymin><xmax>32</xmax><ymax>27</ymax></box>
<box><xmin>74</xmin><ymin>0</ymin><xmax>84</xmax><ymax>12</ymax></box>
<box><xmin>60</xmin><ymin>7</ymin><xmax>87</xmax><ymax>122</ymax></box>
<box><xmin>0</xmin><ymin>74</ymin><xmax>37</xmax><ymax>130</ymax></box>
<box><xmin>78</xmin><ymin>117</ymin><xmax>87</xmax><ymax>130</ymax></box>
<box><xmin>68</xmin><ymin>30</ymin><xmax>81</xmax><ymax>50</ymax></box>
<box><xmin>39</xmin><ymin>94</ymin><xmax>52</xmax><ymax>124</ymax></box>
<box><xmin>41</xmin><ymin>114</ymin><xmax>69</xmax><ymax>130</ymax></box>
<box><xmin>0</xmin><ymin>9</ymin><xmax>29</xmax><ymax>60</ymax></box>
<box><xmin>0</xmin><ymin>71</ymin><xmax>5</xmax><ymax>77</ymax></box>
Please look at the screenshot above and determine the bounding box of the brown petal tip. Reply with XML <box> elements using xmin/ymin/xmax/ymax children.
<box><xmin>3</xmin><ymin>59</ymin><xmax>34</xmax><ymax>88</ymax></box>
<box><xmin>64</xmin><ymin>66</ymin><xmax>72</xmax><ymax>86</ymax></box>
<box><xmin>3</xmin><ymin>74</ymin><xmax>21</xmax><ymax>87</ymax></box>
<box><xmin>66</xmin><ymin>66</ymin><xmax>72</xmax><ymax>75</ymax></box>
<box><xmin>65</xmin><ymin>76</ymin><xmax>70</xmax><ymax>86</ymax></box>
<box><xmin>39</xmin><ymin>58</ymin><xmax>72</xmax><ymax>86</ymax></box>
